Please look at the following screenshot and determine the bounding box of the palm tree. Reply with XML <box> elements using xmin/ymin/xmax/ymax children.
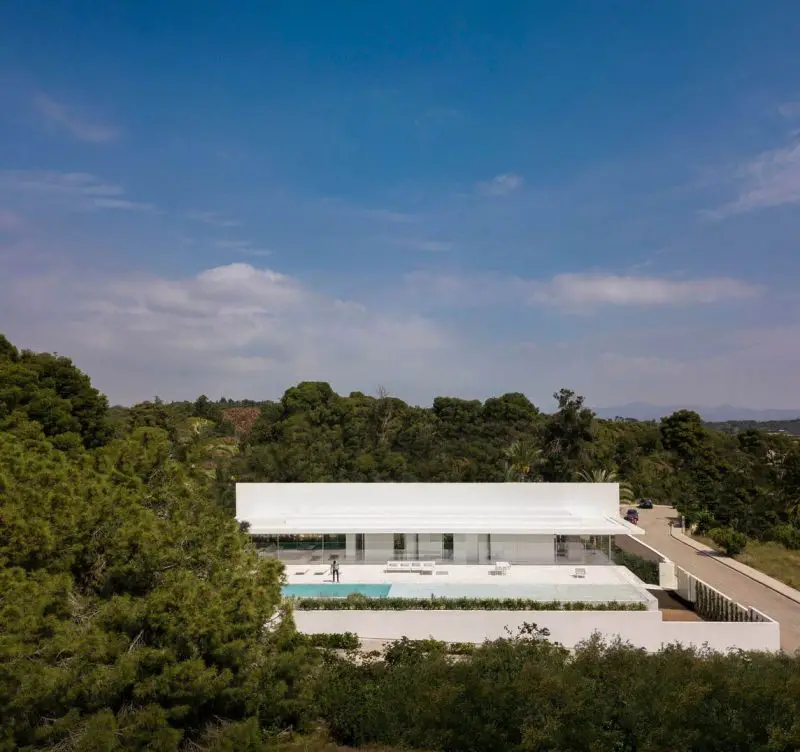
<box><xmin>503</xmin><ymin>440</ymin><xmax>543</xmax><ymax>481</ymax></box>
<box><xmin>578</xmin><ymin>468</ymin><xmax>635</xmax><ymax>503</ymax></box>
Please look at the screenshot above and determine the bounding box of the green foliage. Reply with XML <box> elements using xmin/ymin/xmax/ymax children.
<box><xmin>291</xmin><ymin>596</ymin><xmax>647</xmax><ymax>611</ymax></box>
<box><xmin>315</xmin><ymin>632</ymin><xmax>800</xmax><ymax>752</ymax></box>
<box><xmin>610</xmin><ymin>543</ymin><xmax>660</xmax><ymax>584</ymax></box>
<box><xmin>382</xmin><ymin>637</ymin><xmax>477</xmax><ymax>662</ymax></box>
<box><xmin>709</xmin><ymin>526</ymin><xmax>748</xmax><ymax>556</ymax></box>
<box><xmin>5</xmin><ymin>331</ymin><xmax>800</xmax><ymax>750</ymax></box>
<box><xmin>767</xmin><ymin>523</ymin><xmax>800</xmax><ymax>550</ymax></box>
<box><xmin>0</xmin><ymin>340</ymin><xmax>317</xmax><ymax>750</ymax></box>
<box><xmin>0</xmin><ymin>342</ymin><xmax>111</xmax><ymax>448</ymax></box>
<box><xmin>302</xmin><ymin>632</ymin><xmax>361</xmax><ymax>650</ymax></box>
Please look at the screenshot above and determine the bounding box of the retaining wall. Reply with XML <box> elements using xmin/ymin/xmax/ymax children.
<box><xmin>294</xmin><ymin>608</ymin><xmax>780</xmax><ymax>653</ymax></box>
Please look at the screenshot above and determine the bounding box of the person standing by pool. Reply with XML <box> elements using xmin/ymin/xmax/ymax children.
<box><xmin>331</xmin><ymin>558</ymin><xmax>340</xmax><ymax>583</ymax></box>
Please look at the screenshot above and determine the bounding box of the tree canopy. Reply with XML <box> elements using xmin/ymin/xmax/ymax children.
<box><xmin>3</xmin><ymin>331</ymin><xmax>800</xmax><ymax>750</ymax></box>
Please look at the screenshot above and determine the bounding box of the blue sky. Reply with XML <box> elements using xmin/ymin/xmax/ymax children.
<box><xmin>1</xmin><ymin>1</ymin><xmax>800</xmax><ymax>409</ymax></box>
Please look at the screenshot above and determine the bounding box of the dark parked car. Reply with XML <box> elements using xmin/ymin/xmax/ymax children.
<box><xmin>638</xmin><ymin>499</ymin><xmax>654</xmax><ymax>509</ymax></box>
<box><xmin>624</xmin><ymin>509</ymin><xmax>640</xmax><ymax>524</ymax></box>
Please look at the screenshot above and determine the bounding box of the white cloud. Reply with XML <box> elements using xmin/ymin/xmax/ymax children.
<box><xmin>778</xmin><ymin>101</ymin><xmax>800</xmax><ymax>119</ymax></box>
<box><xmin>0</xmin><ymin>260</ymin><xmax>795</xmax><ymax>409</ymax></box>
<box><xmin>0</xmin><ymin>262</ymin><xmax>458</xmax><ymax>404</ymax></box>
<box><xmin>0</xmin><ymin>171</ymin><xmax>154</xmax><ymax>212</ymax></box>
<box><xmin>33</xmin><ymin>93</ymin><xmax>119</xmax><ymax>144</ymax></box>
<box><xmin>478</xmin><ymin>173</ymin><xmax>524</xmax><ymax>196</ymax></box>
<box><xmin>706</xmin><ymin>140</ymin><xmax>800</xmax><ymax>218</ymax></box>
<box><xmin>185</xmin><ymin>210</ymin><xmax>241</xmax><ymax>228</ymax></box>
<box><xmin>405</xmin><ymin>271</ymin><xmax>763</xmax><ymax>311</ymax></box>
<box><xmin>528</xmin><ymin>273</ymin><xmax>763</xmax><ymax>309</ymax></box>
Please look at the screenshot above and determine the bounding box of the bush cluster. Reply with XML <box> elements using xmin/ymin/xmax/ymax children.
<box><xmin>291</xmin><ymin>595</ymin><xmax>647</xmax><ymax>611</ymax></box>
<box><xmin>709</xmin><ymin>526</ymin><xmax>748</xmax><ymax>556</ymax></box>
<box><xmin>303</xmin><ymin>632</ymin><xmax>361</xmax><ymax>650</ymax></box>
<box><xmin>315</xmin><ymin>629</ymin><xmax>800</xmax><ymax>752</ymax></box>
<box><xmin>610</xmin><ymin>544</ymin><xmax>660</xmax><ymax>584</ymax></box>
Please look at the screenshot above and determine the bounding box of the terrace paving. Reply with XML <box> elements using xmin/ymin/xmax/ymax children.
<box><xmin>283</xmin><ymin>562</ymin><xmax>658</xmax><ymax>608</ymax></box>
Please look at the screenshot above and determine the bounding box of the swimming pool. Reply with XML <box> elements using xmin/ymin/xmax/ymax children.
<box><xmin>281</xmin><ymin>583</ymin><xmax>392</xmax><ymax>598</ymax></box>
<box><xmin>280</xmin><ymin>581</ymin><xmax>648</xmax><ymax>604</ymax></box>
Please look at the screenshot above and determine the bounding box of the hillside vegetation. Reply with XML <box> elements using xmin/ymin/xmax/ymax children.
<box><xmin>3</xmin><ymin>331</ymin><xmax>800</xmax><ymax>750</ymax></box>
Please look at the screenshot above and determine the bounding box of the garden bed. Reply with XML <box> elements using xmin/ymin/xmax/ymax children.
<box><xmin>291</xmin><ymin>596</ymin><xmax>647</xmax><ymax>611</ymax></box>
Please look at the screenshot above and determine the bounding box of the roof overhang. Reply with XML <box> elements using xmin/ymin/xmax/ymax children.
<box><xmin>244</xmin><ymin>515</ymin><xmax>645</xmax><ymax>536</ymax></box>
<box><xmin>236</xmin><ymin>483</ymin><xmax>646</xmax><ymax>537</ymax></box>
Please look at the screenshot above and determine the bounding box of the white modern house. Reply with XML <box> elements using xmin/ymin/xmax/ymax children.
<box><xmin>236</xmin><ymin>481</ymin><xmax>643</xmax><ymax>566</ymax></box>
<box><xmin>235</xmin><ymin>482</ymin><xmax>780</xmax><ymax>653</ymax></box>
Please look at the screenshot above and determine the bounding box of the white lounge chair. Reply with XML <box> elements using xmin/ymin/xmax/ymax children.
<box><xmin>400</xmin><ymin>561</ymin><xmax>412</xmax><ymax>571</ymax></box>
<box><xmin>493</xmin><ymin>561</ymin><xmax>511</xmax><ymax>576</ymax></box>
<box><xmin>574</xmin><ymin>567</ymin><xmax>586</xmax><ymax>579</ymax></box>
<box><xmin>411</xmin><ymin>561</ymin><xmax>422</xmax><ymax>572</ymax></box>
<box><xmin>385</xmin><ymin>561</ymin><xmax>401</xmax><ymax>573</ymax></box>
<box><xmin>421</xmin><ymin>561</ymin><xmax>436</xmax><ymax>575</ymax></box>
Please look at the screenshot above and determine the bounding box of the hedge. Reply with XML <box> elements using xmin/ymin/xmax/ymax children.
<box><xmin>610</xmin><ymin>543</ymin><xmax>660</xmax><ymax>584</ymax></box>
<box><xmin>290</xmin><ymin>595</ymin><xmax>647</xmax><ymax>611</ymax></box>
<box><xmin>303</xmin><ymin>632</ymin><xmax>361</xmax><ymax>650</ymax></box>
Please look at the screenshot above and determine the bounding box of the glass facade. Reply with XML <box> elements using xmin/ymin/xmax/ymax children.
<box><xmin>252</xmin><ymin>532</ymin><xmax>614</xmax><ymax>566</ymax></box>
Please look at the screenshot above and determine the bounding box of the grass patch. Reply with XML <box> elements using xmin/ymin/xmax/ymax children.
<box><xmin>735</xmin><ymin>541</ymin><xmax>800</xmax><ymax>590</ymax></box>
<box><xmin>692</xmin><ymin>535</ymin><xmax>800</xmax><ymax>589</ymax></box>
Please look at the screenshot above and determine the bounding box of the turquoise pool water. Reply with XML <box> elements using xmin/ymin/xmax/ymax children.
<box><xmin>281</xmin><ymin>581</ymin><xmax>648</xmax><ymax>604</ymax></box>
<box><xmin>281</xmin><ymin>583</ymin><xmax>392</xmax><ymax>598</ymax></box>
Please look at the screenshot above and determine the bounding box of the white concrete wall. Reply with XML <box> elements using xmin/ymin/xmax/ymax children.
<box><xmin>294</xmin><ymin>610</ymin><xmax>780</xmax><ymax>653</ymax></box>
<box><xmin>658</xmin><ymin>622</ymin><xmax>780</xmax><ymax>653</ymax></box>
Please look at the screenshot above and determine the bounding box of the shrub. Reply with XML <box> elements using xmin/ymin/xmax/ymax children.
<box><xmin>290</xmin><ymin>596</ymin><xmax>647</xmax><ymax>611</ymax></box>
<box><xmin>610</xmin><ymin>544</ymin><xmax>660</xmax><ymax>584</ymax></box>
<box><xmin>382</xmin><ymin>638</ymin><xmax>477</xmax><ymax>663</ymax></box>
<box><xmin>304</xmin><ymin>632</ymin><xmax>361</xmax><ymax>650</ymax></box>
<box><xmin>767</xmin><ymin>523</ymin><xmax>800</xmax><ymax>550</ymax></box>
<box><xmin>709</xmin><ymin>527</ymin><xmax>748</xmax><ymax>556</ymax></box>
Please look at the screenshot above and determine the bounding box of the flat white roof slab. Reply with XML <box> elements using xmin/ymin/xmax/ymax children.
<box><xmin>236</xmin><ymin>482</ymin><xmax>644</xmax><ymax>536</ymax></box>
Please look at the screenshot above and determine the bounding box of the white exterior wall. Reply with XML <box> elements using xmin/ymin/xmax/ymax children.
<box><xmin>294</xmin><ymin>610</ymin><xmax>780</xmax><ymax>653</ymax></box>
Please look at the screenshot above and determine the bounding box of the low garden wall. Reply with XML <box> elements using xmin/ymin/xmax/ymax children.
<box><xmin>294</xmin><ymin>608</ymin><xmax>780</xmax><ymax>653</ymax></box>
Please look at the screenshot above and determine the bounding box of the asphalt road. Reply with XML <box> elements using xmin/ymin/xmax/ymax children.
<box><xmin>635</xmin><ymin>505</ymin><xmax>800</xmax><ymax>654</ymax></box>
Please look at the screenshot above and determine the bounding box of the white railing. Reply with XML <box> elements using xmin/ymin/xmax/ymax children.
<box><xmin>674</xmin><ymin>565</ymin><xmax>775</xmax><ymax>623</ymax></box>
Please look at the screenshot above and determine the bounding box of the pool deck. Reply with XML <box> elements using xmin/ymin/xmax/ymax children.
<box><xmin>283</xmin><ymin>563</ymin><xmax>658</xmax><ymax>608</ymax></box>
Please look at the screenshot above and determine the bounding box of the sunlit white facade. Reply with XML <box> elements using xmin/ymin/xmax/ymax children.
<box><xmin>235</xmin><ymin>482</ymin><xmax>643</xmax><ymax>566</ymax></box>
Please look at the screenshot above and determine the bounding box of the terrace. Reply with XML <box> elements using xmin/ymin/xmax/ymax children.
<box><xmin>281</xmin><ymin>562</ymin><xmax>658</xmax><ymax>609</ymax></box>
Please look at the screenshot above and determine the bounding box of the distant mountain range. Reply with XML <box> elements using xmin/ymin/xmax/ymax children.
<box><xmin>592</xmin><ymin>402</ymin><xmax>800</xmax><ymax>422</ymax></box>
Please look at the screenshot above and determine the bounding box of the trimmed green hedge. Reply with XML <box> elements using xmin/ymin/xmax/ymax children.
<box><xmin>611</xmin><ymin>543</ymin><xmax>660</xmax><ymax>584</ymax></box>
<box><xmin>303</xmin><ymin>632</ymin><xmax>361</xmax><ymax>650</ymax></box>
<box><xmin>290</xmin><ymin>595</ymin><xmax>647</xmax><ymax>611</ymax></box>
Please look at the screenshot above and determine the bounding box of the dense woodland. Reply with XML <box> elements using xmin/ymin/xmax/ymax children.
<box><xmin>3</xmin><ymin>332</ymin><xmax>800</xmax><ymax>750</ymax></box>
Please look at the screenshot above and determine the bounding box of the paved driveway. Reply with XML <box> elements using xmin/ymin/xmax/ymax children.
<box><xmin>636</xmin><ymin>505</ymin><xmax>800</xmax><ymax>654</ymax></box>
